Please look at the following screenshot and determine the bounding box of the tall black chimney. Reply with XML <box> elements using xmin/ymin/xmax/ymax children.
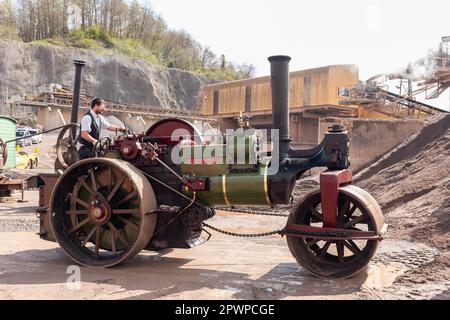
<box><xmin>71</xmin><ymin>60</ymin><xmax>86</xmax><ymax>130</ymax></box>
<box><xmin>268</xmin><ymin>55</ymin><xmax>291</xmax><ymax>160</ymax></box>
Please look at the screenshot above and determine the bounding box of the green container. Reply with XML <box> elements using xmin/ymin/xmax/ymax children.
<box><xmin>0</xmin><ymin>116</ymin><xmax>16</xmax><ymax>169</ymax></box>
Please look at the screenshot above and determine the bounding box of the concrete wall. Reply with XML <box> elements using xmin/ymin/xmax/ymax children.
<box><xmin>299</xmin><ymin>115</ymin><xmax>319</xmax><ymax>145</ymax></box>
<box><xmin>319</xmin><ymin>118</ymin><xmax>424</xmax><ymax>171</ymax></box>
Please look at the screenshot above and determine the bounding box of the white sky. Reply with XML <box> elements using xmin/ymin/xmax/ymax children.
<box><xmin>152</xmin><ymin>0</ymin><xmax>450</xmax><ymax>111</ymax></box>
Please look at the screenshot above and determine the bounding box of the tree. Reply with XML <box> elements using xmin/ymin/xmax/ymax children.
<box><xmin>0</xmin><ymin>0</ymin><xmax>252</xmax><ymax>81</ymax></box>
<box><xmin>220</xmin><ymin>54</ymin><xmax>226</xmax><ymax>70</ymax></box>
<box><xmin>237</xmin><ymin>63</ymin><xmax>256</xmax><ymax>78</ymax></box>
<box><xmin>201</xmin><ymin>46</ymin><xmax>217</xmax><ymax>68</ymax></box>
<box><xmin>0</xmin><ymin>0</ymin><xmax>17</xmax><ymax>39</ymax></box>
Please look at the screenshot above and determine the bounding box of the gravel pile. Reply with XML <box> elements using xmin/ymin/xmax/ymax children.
<box><xmin>355</xmin><ymin>113</ymin><xmax>450</xmax><ymax>250</ymax></box>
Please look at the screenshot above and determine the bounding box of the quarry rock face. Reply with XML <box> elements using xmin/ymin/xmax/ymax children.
<box><xmin>0</xmin><ymin>39</ymin><xmax>215</xmax><ymax>110</ymax></box>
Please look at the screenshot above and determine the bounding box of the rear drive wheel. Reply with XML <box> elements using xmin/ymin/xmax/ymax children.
<box><xmin>50</xmin><ymin>158</ymin><xmax>157</xmax><ymax>267</ymax></box>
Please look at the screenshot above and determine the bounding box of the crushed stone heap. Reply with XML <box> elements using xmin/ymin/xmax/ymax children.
<box><xmin>355</xmin><ymin>113</ymin><xmax>450</xmax><ymax>250</ymax></box>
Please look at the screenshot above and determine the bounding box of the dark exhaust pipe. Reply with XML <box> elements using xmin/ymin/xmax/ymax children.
<box><xmin>71</xmin><ymin>60</ymin><xmax>86</xmax><ymax>130</ymax></box>
<box><xmin>268</xmin><ymin>55</ymin><xmax>292</xmax><ymax>161</ymax></box>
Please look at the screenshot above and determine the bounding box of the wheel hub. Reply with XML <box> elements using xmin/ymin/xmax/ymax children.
<box><xmin>89</xmin><ymin>193</ymin><xmax>112</xmax><ymax>225</ymax></box>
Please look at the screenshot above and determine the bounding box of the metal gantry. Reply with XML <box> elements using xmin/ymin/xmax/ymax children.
<box><xmin>9</xmin><ymin>87</ymin><xmax>216</xmax><ymax>123</ymax></box>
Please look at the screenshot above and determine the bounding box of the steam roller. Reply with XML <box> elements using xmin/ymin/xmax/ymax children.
<box><xmin>29</xmin><ymin>55</ymin><xmax>387</xmax><ymax>278</ymax></box>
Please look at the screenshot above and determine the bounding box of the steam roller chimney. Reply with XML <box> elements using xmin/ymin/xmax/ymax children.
<box><xmin>71</xmin><ymin>60</ymin><xmax>86</xmax><ymax>136</ymax></box>
<box><xmin>268</xmin><ymin>55</ymin><xmax>292</xmax><ymax>161</ymax></box>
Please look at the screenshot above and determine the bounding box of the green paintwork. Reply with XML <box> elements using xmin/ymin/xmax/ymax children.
<box><xmin>184</xmin><ymin>163</ymin><xmax>270</xmax><ymax>206</ymax></box>
<box><xmin>0</xmin><ymin>116</ymin><xmax>16</xmax><ymax>169</ymax></box>
<box><xmin>179</xmin><ymin>130</ymin><xmax>268</xmax><ymax>205</ymax></box>
<box><xmin>226</xmin><ymin>130</ymin><xmax>259</xmax><ymax>165</ymax></box>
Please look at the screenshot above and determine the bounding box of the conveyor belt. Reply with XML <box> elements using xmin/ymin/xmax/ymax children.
<box><xmin>382</xmin><ymin>89</ymin><xmax>448</xmax><ymax>113</ymax></box>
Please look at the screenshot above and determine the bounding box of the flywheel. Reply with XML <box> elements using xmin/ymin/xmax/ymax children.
<box><xmin>56</xmin><ymin>124</ymin><xmax>80</xmax><ymax>170</ymax></box>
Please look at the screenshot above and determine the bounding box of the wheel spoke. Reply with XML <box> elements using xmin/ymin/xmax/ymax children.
<box><xmin>107</xmin><ymin>167</ymin><xmax>112</xmax><ymax>191</ymax></box>
<box><xmin>343</xmin><ymin>216</ymin><xmax>366</xmax><ymax>228</ymax></box>
<box><xmin>343</xmin><ymin>240</ymin><xmax>361</xmax><ymax>255</ymax></box>
<box><xmin>108</xmin><ymin>222</ymin><xmax>130</xmax><ymax>248</ymax></box>
<box><xmin>95</xmin><ymin>226</ymin><xmax>101</xmax><ymax>256</ymax></box>
<box><xmin>81</xmin><ymin>227</ymin><xmax>96</xmax><ymax>247</ymax></box>
<box><xmin>310</xmin><ymin>207</ymin><xmax>323</xmax><ymax>221</ymax></box>
<box><xmin>117</xmin><ymin>191</ymin><xmax>138</xmax><ymax>206</ymax></box>
<box><xmin>79</xmin><ymin>178</ymin><xmax>93</xmax><ymax>194</ymax></box>
<box><xmin>111</xmin><ymin>230</ymin><xmax>116</xmax><ymax>254</ymax></box>
<box><xmin>66</xmin><ymin>210</ymin><xmax>89</xmax><ymax>215</ymax></box>
<box><xmin>90</xmin><ymin>169</ymin><xmax>98</xmax><ymax>192</ymax></box>
<box><xmin>318</xmin><ymin>241</ymin><xmax>331</xmax><ymax>258</ymax></box>
<box><xmin>69</xmin><ymin>218</ymin><xmax>91</xmax><ymax>234</ymax></box>
<box><xmin>107</xmin><ymin>174</ymin><xmax>127</xmax><ymax>201</ymax></box>
<box><xmin>68</xmin><ymin>193</ymin><xmax>89</xmax><ymax>208</ymax></box>
<box><xmin>118</xmin><ymin>216</ymin><xmax>140</xmax><ymax>231</ymax></box>
<box><xmin>337</xmin><ymin>200</ymin><xmax>350</xmax><ymax>223</ymax></box>
<box><xmin>306</xmin><ymin>238</ymin><xmax>320</xmax><ymax>248</ymax></box>
<box><xmin>112</xmin><ymin>209</ymin><xmax>140</xmax><ymax>215</ymax></box>
<box><xmin>337</xmin><ymin>241</ymin><xmax>345</xmax><ymax>263</ymax></box>
<box><xmin>347</xmin><ymin>204</ymin><xmax>358</xmax><ymax>219</ymax></box>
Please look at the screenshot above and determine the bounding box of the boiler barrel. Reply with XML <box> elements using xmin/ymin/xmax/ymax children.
<box><xmin>183</xmin><ymin>164</ymin><xmax>271</xmax><ymax>206</ymax></box>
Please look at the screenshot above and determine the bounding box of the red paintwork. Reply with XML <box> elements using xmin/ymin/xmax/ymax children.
<box><xmin>282</xmin><ymin>224</ymin><xmax>381</xmax><ymax>241</ymax></box>
<box><xmin>320</xmin><ymin>169</ymin><xmax>353</xmax><ymax>228</ymax></box>
<box><xmin>146</xmin><ymin>118</ymin><xmax>203</xmax><ymax>146</ymax></box>
<box><xmin>182</xmin><ymin>177</ymin><xmax>208</xmax><ymax>191</ymax></box>
<box><xmin>119</xmin><ymin>140</ymin><xmax>140</xmax><ymax>160</ymax></box>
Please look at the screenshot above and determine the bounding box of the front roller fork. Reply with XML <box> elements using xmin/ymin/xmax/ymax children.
<box><xmin>282</xmin><ymin>169</ymin><xmax>388</xmax><ymax>278</ymax></box>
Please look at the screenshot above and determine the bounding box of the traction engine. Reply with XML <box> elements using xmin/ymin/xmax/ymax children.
<box><xmin>31</xmin><ymin>56</ymin><xmax>387</xmax><ymax>278</ymax></box>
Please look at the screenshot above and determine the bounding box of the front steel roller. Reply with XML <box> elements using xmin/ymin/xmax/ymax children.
<box><xmin>286</xmin><ymin>185</ymin><xmax>384</xmax><ymax>278</ymax></box>
<box><xmin>50</xmin><ymin>158</ymin><xmax>157</xmax><ymax>267</ymax></box>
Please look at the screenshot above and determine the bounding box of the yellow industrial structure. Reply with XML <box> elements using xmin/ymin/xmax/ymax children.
<box><xmin>202</xmin><ymin>65</ymin><xmax>359</xmax><ymax>146</ymax></box>
<box><xmin>202</xmin><ymin>62</ymin><xmax>444</xmax><ymax>147</ymax></box>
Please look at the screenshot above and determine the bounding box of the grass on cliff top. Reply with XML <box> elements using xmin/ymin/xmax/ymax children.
<box><xmin>32</xmin><ymin>30</ymin><xmax>159</xmax><ymax>64</ymax></box>
<box><xmin>32</xmin><ymin>27</ymin><xmax>238</xmax><ymax>81</ymax></box>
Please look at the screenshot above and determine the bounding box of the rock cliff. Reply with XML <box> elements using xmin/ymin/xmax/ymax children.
<box><xmin>0</xmin><ymin>39</ymin><xmax>215</xmax><ymax>111</ymax></box>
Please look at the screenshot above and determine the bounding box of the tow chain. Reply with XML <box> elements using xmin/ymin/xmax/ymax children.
<box><xmin>213</xmin><ymin>206</ymin><xmax>289</xmax><ymax>217</ymax></box>
<box><xmin>201</xmin><ymin>221</ymin><xmax>283</xmax><ymax>238</ymax></box>
<box><xmin>201</xmin><ymin>207</ymin><xmax>290</xmax><ymax>238</ymax></box>
<box><xmin>139</xmin><ymin>169</ymin><xmax>289</xmax><ymax>238</ymax></box>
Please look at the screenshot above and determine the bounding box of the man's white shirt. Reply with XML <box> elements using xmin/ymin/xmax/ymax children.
<box><xmin>76</xmin><ymin>109</ymin><xmax>110</xmax><ymax>150</ymax></box>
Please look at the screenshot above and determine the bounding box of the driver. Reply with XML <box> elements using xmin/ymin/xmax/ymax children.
<box><xmin>77</xmin><ymin>97</ymin><xmax>125</xmax><ymax>160</ymax></box>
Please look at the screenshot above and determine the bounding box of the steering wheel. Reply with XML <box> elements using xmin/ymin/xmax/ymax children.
<box><xmin>92</xmin><ymin>137</ymin><xmax>112</xmax><ymax>157</ymax></box>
